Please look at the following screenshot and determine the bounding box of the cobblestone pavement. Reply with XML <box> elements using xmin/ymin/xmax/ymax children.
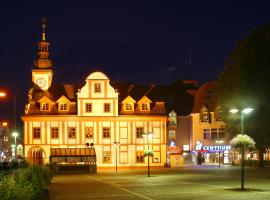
<box><xmin>49</xmin><ymin>166</ymin><xmax>270</xmax><ymax>200</ymax></box>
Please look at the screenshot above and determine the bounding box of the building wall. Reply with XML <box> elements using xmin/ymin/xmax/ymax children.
<box><xmin>23</xmin><ymin>115</ymin><xmax>167</xmax><ymax>166</ymax></box>
<box><xmin>191</xmin><ymin>112</ymin><xmax>226</xmax><ymax>149</ymax></box>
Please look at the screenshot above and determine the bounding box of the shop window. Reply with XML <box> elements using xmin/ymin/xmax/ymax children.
<box><xmin>136</xmin><ymin>127</ymin><xmax>144</xmax><ymax>138</ymax></box>
<box><xmin>103</xmin><ymin>127</ymin><xmax>110</xmax><ymax>138</ymax></box>
<box><xmin>136</xmin><ymin>151</ymin><xmax>144</xmax><ymax>163</ymax></box>
<box><xmin>51</xmin><ymin>127</ymin><xmax>59</xmax><ymax>138</ymax></box>
<box><xmin>203</xmin><ymin>129</ymin><xmax>210</xmax><ymax>140</ymax></box>
<box><xmin>68</xmin><ymin>127</ymin><xmax>76</xmax><ymax>138</ymax></box>
<box><xmin>33</xmin><ymin>127</ymin><xmax>41</xmax><ymax>139</ymax></box>
<box><xmin>85</xmin><ymin>127</ymin><xmax>93</xmax><ymax>139</ymax></box>
<box><xmin>103</xmin><ymin>151</ymin><xmax>111</xmax><ymax>164</ymax></box>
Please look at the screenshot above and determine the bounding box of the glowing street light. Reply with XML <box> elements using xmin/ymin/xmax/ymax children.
<box><xmin>230</xmin><ymin>107</ymin><xmax>253</xmax><ymax>190</ymax></box>
<box><xmin>0</xmin><ymin>91</ymin><xmax>6</xmax><ymax>97</ymax></box>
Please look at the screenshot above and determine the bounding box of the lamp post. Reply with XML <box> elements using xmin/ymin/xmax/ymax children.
<box><xmin>230</xmin><ymin>107</ymin><xmax>253</xmax><ymax>190</ymax></box>
<box><xmin>114</xmin><ymin>141</ymin><xmax>120</xmax><ymax>173</ymax></box>
<box><xmin>216</xmin><ymin>140</ymin><xmax>224</xmax><ymax>168</ymax></box>
<box><xmin>12</xmin><ymin>131</ymin><xmax>18</xmax><ymax>158</ymax></box>
<box><xmin>143</xmin><ymin>132</ymin><xmax>153</xmax><ymax>177</ymax></box>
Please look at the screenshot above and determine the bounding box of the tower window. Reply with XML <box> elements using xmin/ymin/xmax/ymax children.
<box><xmin>94</xmin><ymin>83</ymin><xmax>101</xmax><ymax>93</ymax></box>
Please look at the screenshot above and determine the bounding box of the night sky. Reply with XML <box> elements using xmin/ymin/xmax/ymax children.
<box><xmin>1</xmin><ymin>1</ymin><xmax>270</xmax><ymax>131</ymax></box>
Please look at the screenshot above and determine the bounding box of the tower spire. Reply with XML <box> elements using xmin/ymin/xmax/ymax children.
<box><xmin>34</xmin><ymin>17</ymin><xmax>52</xmax><ymax>69</ymax></box>
<box><xmin>42</xmin><ymin>17</ymin><xmax>46</xmax><ymax>41</ymax></box>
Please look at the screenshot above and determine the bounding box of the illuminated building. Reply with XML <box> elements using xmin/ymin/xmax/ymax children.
<box><xmin>22</xmin><ymin>20</ymin><xmax>167</xmax><ymax>167</ymax></box>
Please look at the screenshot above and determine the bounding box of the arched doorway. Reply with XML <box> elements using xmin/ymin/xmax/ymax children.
<box><xmin>28</xmin><ymin>146</ymin><xmax>45</xmax><ymax>165</ymax></box>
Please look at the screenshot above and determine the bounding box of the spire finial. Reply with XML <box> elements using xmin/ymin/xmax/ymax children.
<box><xmin>42</xmin><ymin>17</ymin><xmax>46</xmax><ymax>41</ymax></box>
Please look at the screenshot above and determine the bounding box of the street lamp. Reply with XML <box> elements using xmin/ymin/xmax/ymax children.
<box><xmin>143</xmin><ymin>132</ymin><xmax>153</xmax><ymax>177</ymax></box>
<box><xmin>12</xmin><ymin>131</ymin><xmax>18</xmax><ymax>158</ymax></box>
<box><xmin>114</xmin><ymin>141</ymin><xmax>120</xmax><ymax>173</ymax></box>
<box><xmin>216</xmin><ymin>140</ymin><xmax>224</xmax><ymax>168</ymax></box>
<box><xmin>230</xmin><ymin>107</ymin><xmax>253</xmax><ymax>190</ymax></box>
<box><xmin>0</xmin><ymin>92</ymin><xmax>6</xmax><ymax>98</ymax></box>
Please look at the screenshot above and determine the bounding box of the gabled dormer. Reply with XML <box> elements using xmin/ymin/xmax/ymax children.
<box><xmin>137</xmin><ymin>96</ymin><xmax>152</xmax><ymax>112</ymax></box>
<box><xmin>56</xmin><ymin>95</ymin><xmax>71</xmax><ymax>112</ymax></box>
<box><xmin>200</xmin><ymin>106</ymin><xmax>209</xmax><ymax>122</ymax></box>
<box><xmin>38</xmin><ymin>96</ymin><xmax>53</xmax><ymax>112</ymax></box>
<box><xmin>122</xmin><ymin>96</ymin><xmax>136</xmax><ymax>112</ymax></box>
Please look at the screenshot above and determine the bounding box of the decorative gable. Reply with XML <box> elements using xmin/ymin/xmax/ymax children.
<box><xmin>38</xmin><ymin>96</ymin><xmax>53</xmax><ymax>111</ymax></box>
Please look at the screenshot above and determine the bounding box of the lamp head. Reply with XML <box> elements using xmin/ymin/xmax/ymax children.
<box><xmin>12</xmin><ymin>132</ymin><xmax>18</xmax><ymax>137</ymax></box>
<box><xmin>242</xmin><ymin>108</ymin><xmax>253</xmax><ymax>114</ymax></box>
<box><xmin>229</xmin><ymin>108</ymin><xmax>239</xmax><ymax>114</ymax></box>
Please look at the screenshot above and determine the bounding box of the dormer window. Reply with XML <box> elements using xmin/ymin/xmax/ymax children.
<box><xmin>200</xmin><ymin>106</ymin><xmax>209</xmax><ymax>122</ymax></box>
<box><xmin>141</xmin><ymin>103</ymin><xmax>148</xmax><ymax>111</ymax></box>
<box><xmin>41</xmin><ymin>103</ymin><xmax>50</xmax><ymax>111</ymax></box>
<box><xmin>94</xmin><ymin>83</ymin><xmax>101</xmax><ymax>93</ymax></box>
<box><xmin>125</xmin><ymin>103</ymin><xmax>133</xmax><ymax>111</ymax></box>
<box><xmin>59</xmin><ymin>103</ymin><xmax>68</xmax><ymax>111</ymax></box>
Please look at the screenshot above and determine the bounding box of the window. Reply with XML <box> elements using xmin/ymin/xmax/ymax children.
<box><xmin>218</xmin><ymin>128</ymin><xmax>225</xmax><ymax>139</ymax></box>
<box><xmin>51</xmin><ymin>127</ymin><xmax>59</xmax><ymax>138</ymax></box>
<box><xmin>200</xmin><ymin>107</ymin><xmax>209</xmax><ymax>122</ymax></box>
<box><xmin>102</xmin><ymin>127</ymin><xmax>110</xmax><ymax>138</ymax></box>
<box><xmin>104</xmin><ymin>103</ymin><xmax>111</xmax><ymax>112</ymax></box>
<box><xmin>85</xmin><ymin>103</ymin><xmax>92</xmax><ymax>112</ymax></box>
<box><xmin>3</xmin><ymin>136</ymin><xmax>8</xmax><ymax>142</ymax></box>
<box><xmin>33</xmin><ymin>127</ymin><xmax>41</xmax><ymax>139</ymax></box>
<box><xmin>41</xmin><ymin>103</ymin><xmax>50</xmax><ymax>111</ymax></box>
<box><xmin>125</xmin><ymin>103</ymin><xmax>133</xmax><ymax>111</ymax></box>
<box><xmin>136</xmin><ymin>127</ymin><xmax>144</xmax><ymax>138</ymax></box>
<box><xmin>94</xmin><ymin>83</ymin><xmax>101</xmax><ymax>93</ymax></box>
<box><xmin>103</xmin><ymin>151</ymin><xmax>111</xmax><ymax>164</ymax></box>
<box><xmin>216</xmin><ymin>106</ymin><xmax>223</xmax><ymax>121</ymax></box>
<box><xmin>85</xmin><ymin>127</ymin><xmax>93</xmax><ymax>139</ymax></box>
<box><xmin>141</xmin><ymin>103</ymin><xmax>148</xmax><ymax>111</ymax></box>
<box><xmin>68</xmin><ymin>127</ymin><xmax>76</xmax><ymax>138</ymax></box>
<box><xmin>136</xmin><ymin>152</ymin><xmax>144</xmax><ymax>163</ymax></box>
<box><xmin>59</xmin><ymin>103</ymin><xmax>68</xmax><ymax>111</ymax></box>
<box><xmin>203</xmin><ymin>129</ymin><xmax>210</xmax><ymax>140</ymax></box>
<box><xmin>211</xmin><ymin>128</ymin><xmax>218</xmax><ymax>140</ymax></box>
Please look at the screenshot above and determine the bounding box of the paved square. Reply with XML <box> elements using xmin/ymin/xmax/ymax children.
<box><xmin>49</xmin><ymin>166</ymin><xmax>270</xmax><ymax>200</ymax></box>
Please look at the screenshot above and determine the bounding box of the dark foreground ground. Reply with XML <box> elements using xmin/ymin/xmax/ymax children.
<box><xmin>49</xmin><ymin>165</ymin><xmax>270</xmax><ymax>200</ymax></box>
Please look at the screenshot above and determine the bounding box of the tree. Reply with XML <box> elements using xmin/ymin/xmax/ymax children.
<box><xmin>218</xmin><ymin>22</ymin><xmax>270</xmax><ymax>167</ymax></box>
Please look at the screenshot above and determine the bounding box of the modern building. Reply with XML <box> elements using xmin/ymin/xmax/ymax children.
<box><xmin>22</xmin><ymin>20</ymin><xmax>167</xmax><ymax>167</ymax></box>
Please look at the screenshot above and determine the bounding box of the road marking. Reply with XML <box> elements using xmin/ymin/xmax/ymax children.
<box><xmin>86</xmin><ymin>175</ymin><xmax>156</xmax><ymax>200</ymax></box>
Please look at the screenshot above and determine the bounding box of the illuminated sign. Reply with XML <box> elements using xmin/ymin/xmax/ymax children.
<box><xmin>202</xmin><ymin>145</ymin><xmax>231</xmax><ymax>152</ymax></box>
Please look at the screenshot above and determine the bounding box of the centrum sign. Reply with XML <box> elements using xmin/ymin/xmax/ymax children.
<box><xmin>202</xmin><ymin>145</ymin><xmax>231</xmax><ymax>152</ymax></box>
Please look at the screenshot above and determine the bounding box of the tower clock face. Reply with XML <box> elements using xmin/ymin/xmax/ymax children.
<box><xmin>36</xmin><ymin>78</ymin><xmax>47</xmax><ymax>88</ymax></box>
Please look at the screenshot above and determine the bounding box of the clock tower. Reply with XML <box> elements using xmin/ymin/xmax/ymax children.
<box><xmin>32</xmin><ymin>18</ymin><xmax>53</xmax><ymax>91</ymax></box>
